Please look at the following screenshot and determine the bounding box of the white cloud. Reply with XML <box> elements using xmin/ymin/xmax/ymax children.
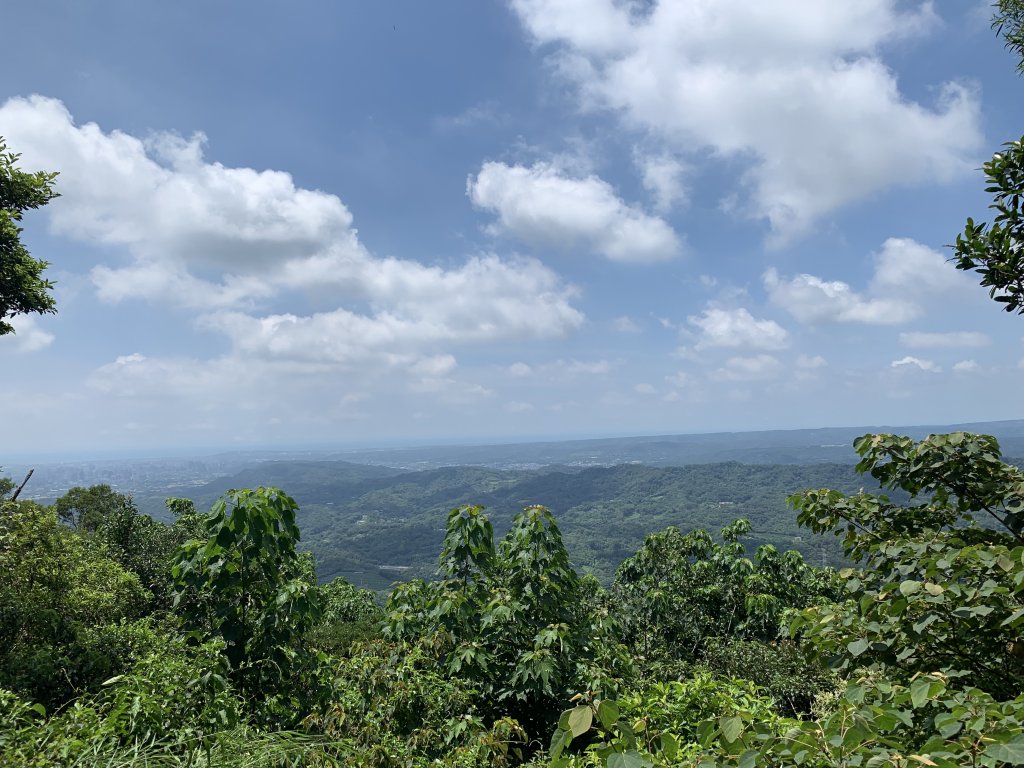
<box><xmin>2</xmin><ymin>97</ymin><xmax>351</xmax><ymax>279</ymax></box>
<box><xmin>764</xmin><ymin>238</ymin><xmax>968</xmax><ymax>326</ymax></box>
<box><xmin>613</xmin><ymin>315</ymin><xmax>641</xmax><ymax>333</ymax></box>
<box><xmin>689</xmin><ymin>307</ymin><xmax>788</xmax><ymax>350</ymax></box>
<box><xmin>635</xmin><ymin>151</ymin><xmax>687</xmax><ymax>212</ymax></box>
<box><xmin>467</xmin><ymin>161</ymin><xmax>681</xmax><ymax>262</ymax></box>
<box><xmin>891</xmin><ymin>355</ymin><xmax>940</xmax><ymax>373</ymax></box>
<box><xmin>665</xmin><ymin>371</ymin><xmax>691</xmax><ymax>388</ymax></box>
<box><xmin>764</xmin><ymin>268</ymin><xmax>916</xmax><ymax>325</ymax></box>
<box><xmin>796</xmin><ymin>354</ymin><xmax>827</xmax><ymax>369</ymax></box>
<box><xmin>504</xmin><ymin>400</ymin><xmax>535</xmax><ymax>413</ymax></box>
<box><xmin>1</xmin><ymin>96</ymin><xmax>584</xmax><ymax>373</ymax></box>
<box><xmin>870</xmin><ymin>238</ymin><xmax>969</xmax><ymax>295</ymax></box>
<box><xmin>508</xmin><ymin>0</ymin><xmax>981</xmax><ymax>242</ymax></box>
<box><xmin>1</xmin><ymin>315</ymin><xmax>56</xmax><ymax>353</ymax></box>
<box><xmin>710</xmin><ymin>354</ymin><xmax>784</xmax><ymax>381</ymax></box>
<box><xmin>433</xmin><ymin>101</ymin><xmax>504</xmax><ymax>132</ymax></box>
<box><xmin>507</xmin><ymin>362</ymin><xmax>533</xmax><ymax>377</ymax></box>
<box><xmin>410</xmin><ymin>355</ymin><xmax>458</xmax><ymax>377</ymax></box>
<box><xmin>953</xmin><ymin>359</ymin><xmax>978</xmax><ymax>372</ymax></box>
<box><xmin>900</xmin><ymin>331</ymin><xmax>991</xmax><ymax>348</ymax></box>
<box><xmin>634</xmin><ymin>382</ymin><xmax>656</xmax><ymax>395</ymax></box>
<box><xmin>86</xmin><ymin>350</ymin><xmax>488</xmax><ymax>411</ymax></box>
<box><xmin>88</xmin><ymin>353</ymin><xmax>256</xmax><ymax>399</ymax></box>
<box><xmin>555</xmin><ymin>359</ymin><xmax>613</xmax><ymax>376</ymax></box>
<box><xmin>500</xmin><ymin>358</ymin><xmax>616</xmax><ymax>382</ymax></box>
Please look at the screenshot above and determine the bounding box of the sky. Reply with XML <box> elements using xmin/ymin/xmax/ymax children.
<box><xmin>2</xmin><ymin>0</ymin><xmax>1024</xmax><ymax>460</ymax></box>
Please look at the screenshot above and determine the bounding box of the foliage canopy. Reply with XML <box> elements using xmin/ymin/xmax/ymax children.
<box><xmin>0</xmin><ymin>137</ymin><xmax>58</xmax><ymax>336</ymax></box>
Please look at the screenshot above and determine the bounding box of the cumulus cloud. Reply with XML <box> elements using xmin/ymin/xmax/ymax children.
<box><xmin>613</xmin><ymin>315</ymin><xmax>641</xmax><ymax>333</ymax></box>
<box><xmin>765</xmin><ymin>238</ymin><xmax>968</xmax><ymax>325</ymax></box>
<box><xmin>507</xmin><ymin>358</ymin><xmax>616</xmax><ymax>381</ymax></box>
<box><xmin>1</xmin><ymin>316</ymin><xmax>56</xmax><ymax>353</ymax></box>
<box><xmin>953</xmin><ymin>359</ymin><xmax>978</xmax><ymax>372</ymax></box>
<box><xmin>891</xmin><ymin>356</ymin><xmax>941</xmax><ymax>373</ymax></box>
<box><xmin>1</xmin><ymin>95</ymin><xmax>584</xmax><ymax>374</ymax></box>
<box><xmin>635</xmin><ymin>151</ymin><xmax>688</xmax><ymax>212</ymax></box>
<box><xmin>665</xmin><ymin>371</ymin><xmax>691</xmax><ymax>388</ymax></box>
<box><xmin>508</xmin><ymin>0</ymin><xmax>981</xmax><ymax>242</ymax></box>
<box><xmin>796</xmin><ymin>354</ymin><xmax>827</xmax><ymax>369</ymax></box>
<box><xmin>763</xmin><ymin>268</ymin><xmax>915</xmax><ymax>325</ymax></box>
<box><xmin>871</xmin><ymin>238</ymin><xmax>970</xmax><ymax>295</ymax></box>
<box><xmin>900</xmin><ymin>331</ymin><xmax>991</xmax><ymax>348</ymax></box>
<box><xmin>553</xmin><ymin>359</ymin><xmax>614</xmax><ymax>376</ymax></box>
<box><xmin>689</xmin><ymin>307</ymin><xmax>788</xmax><ymax>350</ymax></box>
<box><xmin>467</xmin><ymin>161</ymin><xmax>681</xmax><ymax>262</ymax></box>
<box><xmin>2</xmin><ymin>97</ymin><xmax>351</xmax><ymax>277</ymax></box>
<box><xmin>710</xmin><ymin>354</ymin><xmax>784</xmax><ymax>381</ymax></box>
<box><xmin>504</xmin><ymin>400</ymin><xmax>535</xmax><ymax>413</ymax></box>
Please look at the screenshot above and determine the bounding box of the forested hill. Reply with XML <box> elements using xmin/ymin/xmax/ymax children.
<box><xmin>149</xmin><ymin>460</ymin><xmax>872</xmax><ymax>589</ymax></box>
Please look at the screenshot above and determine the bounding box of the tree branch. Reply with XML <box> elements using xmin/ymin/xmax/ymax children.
<box><xmin>11</xmin><ymin>469</ymin><xmax>33</xmax><ymax>501</ymax></box>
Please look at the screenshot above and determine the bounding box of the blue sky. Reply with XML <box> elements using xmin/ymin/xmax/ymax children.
<box><xmin>2</xmin><ymin>0</ymin><xmax>1023</xmax><ymax>459</ymax></box>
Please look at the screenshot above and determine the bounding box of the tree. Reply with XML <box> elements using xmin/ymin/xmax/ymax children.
<box><xmin>952</xmin><ymin>2</ymin><xmax>1024</xmax><ymax>312</ymax></box>
<box><xmin>384</xmin><ymin>505</ymin><xmax>629</xmax><ymax>743</ymax></box>
<box><xmin>953</xmin><ymin>137</ymin><xmax>1024</xmax><ymax>312</ymax></box>
<box><xmin>612</xmin><ymin>519</ymin><xmax>838</xmax><ymax>667</ymax></box>
<box><xmin>0</xmin><ymin>470</ymin><xmax>14</xmax><ymax>500</ymax></box>
<box><xmin>995</xmin><ymin>0</ymin><xmax>1024</xmax><ymax>73</ymax></box>
<box><xmin>53</xmin><ymin>484</ymin><xmax>135</xmax><ymax>533</ymax></box>
<box><xmin>0</xmin><ymin>138</ymin><xmax>59</xmax><ymax>336</ymax></box>
<box><xmin>170</xmin><ymin>487</ymin><xmax>322</xmax><ymax>715</ymax></box>
<box><xmin>789</xmin><ymin>432</ymin><xmax>1024</xmax><ymax>699</ymax></box>
<box><xmin>685</xmin><ymin>433</ymin><xmax>1024</xmax><ymax>768</ymax></box>
<box><xmin>552</xmin><ymin>434</ymin><xmax>1024</xmax><ymax>767</ymax></box>
<box><xmin>312</xmin><ymin>576</ymin><xmax>382</xmax><ymax>653</ymax></box>
<box><xmin>0</xmin><ymin>497</ymin><xmax>149</xmax><ymax>708</ymax></box>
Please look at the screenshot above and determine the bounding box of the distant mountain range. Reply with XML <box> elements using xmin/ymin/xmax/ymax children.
<box><xmin>126</xmin><ymin>459</ymin><xmax>875</xmax><ymax>590</ymax></box>
<box><xmin>8</xmin><ymin>419</ymin><xmax>1021</xmax><ymax>591</ymax></box>
<box><xmin>322</xmin><ymin>419</ymin><xmax>1024</xmax><ymax>469</ymax></box>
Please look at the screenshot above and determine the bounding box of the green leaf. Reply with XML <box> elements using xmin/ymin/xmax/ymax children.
<box><xmin>720</xmin><ymin>715</ymin><xmax>744</xmax><ymax>744</ymax></box>
<box><xmin>1002</xmin><ymin>607</ymin><xmax>1024</xmax><ymax>627</ymax></box>
<box><xmin>660</xmin><ymin>733</ymin><xmax>678</xmax><ymax>760</ymax></box>
<box><xmin>549</xmin><ymin>726</ymin><xmax>572</xmax><ymax>760</ymax></box>
<box><xmin>986</xmin><ymin>734</ymin><xmax>1024</xmax><ymax>765</ymax></box>
<box><xmin>845</xmin><ymin>683</ymin><xmax>865</xmax><ymax>704</ymax></box>
<box><xmin>900</xmin><ymin>580</ymin><xmax>922</xmax><ymax>596</ymax></box>
<box><xmin>910</xmin><ymin>678</ymin><xmax>932</xmax><ymax>708</ymax></box>
<box><xmin>607</xmin><ymin>751</ymin><xmax>650</xmax><ymax>768</ymax></box>
<box><xmin>598</xmin><ymin>699</ymin><xmax>620</xmax><ymax>730</ymax></box>
<box><xmin>566</xmin><ymin>704</ymin><xmax>593</xmax><ymax>738</ymax></box>
<box><xmin>848</xmin><ymin>638</ymin><xmax>871</xmax><ymax>657</ymax></box>
<box><xmin>933</xmin><ymin>712</ymin><xmax>961</xmax><ymax>738</ymax></box>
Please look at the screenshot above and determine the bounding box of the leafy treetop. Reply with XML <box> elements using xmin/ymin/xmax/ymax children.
<box><xmin>0</xmin><ymin>138</ymin><xmax>59</xmax><ymax>336</ymax></box>
<box><xmin>995</xmin><ymin>0</ymin><xmax>1024</xmax><ymax>73</ymax></box>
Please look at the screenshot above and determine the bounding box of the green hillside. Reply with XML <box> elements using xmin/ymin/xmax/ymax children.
<box><xmin>158</xmin><ymin>460</ymin><xmax>870</xmax><ymax>590</ymax></box>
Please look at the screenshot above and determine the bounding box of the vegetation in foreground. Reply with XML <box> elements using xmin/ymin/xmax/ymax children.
<box><xmin>3</xmin><ymin>430</ymin><xmax>1024</xmax><ymax>767</ymax></box>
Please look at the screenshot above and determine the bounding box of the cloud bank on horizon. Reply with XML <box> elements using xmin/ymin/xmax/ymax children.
<box><xmin>1</xmin><ymin>0</ymin><xmax>1021</xmax><ymax>457</ymax></box>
